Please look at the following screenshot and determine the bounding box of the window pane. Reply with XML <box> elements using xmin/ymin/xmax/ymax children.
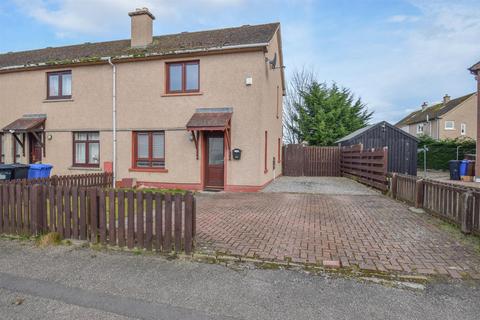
<box><xmin>152</xmin><ymin>160</ymin><xmax>165</xmax><ymax>168</ymax></box>
<box><xmin>152</xmin><ymin>133</ymin><xmax>164</xmax><ymax>159</ymax></box>
<box><xmin>137</xmin><ymin>134</ymin><xmax>149</xmax><ymax>158</ymax></box>
<box><xmin>75</xmin><ymin>143</ymin><xmax>86</xmax><ymax>164</ymax></box>
<box><xmin>89</xmin><ymin>143</ymin><xmax>100</xmax><ymax>164</ymax></box>
<box><xmin>62</xmin><ymin>73</ymin><xmax>72</xmax><ymax>96</ymax></box>
<box><xmin>75</xmin><ymin>132</ymin><xmax>88</xmax><ymax>141</ymax></box>
<box><xmin>185</xmin><ymin>63</ymin><xmax>199</xmax><ymax>91</ymax></box>
<box><xmin>49</xmin><ymin>75</ymin><xmax>59</xmax><ymax>97</ymax></box>
<box><xmin>88</xmin><ymin>132</ymin><xmax>99</xmax><ymax>141</ymax></box>
<box><xmin>136</xmin><ymin>160</ymin><xmax>150</xmax><ymax>168</ymax></box>
<box><xmin>168</xmin><ymin>64</ymin><xmax>182</xmax><ymax>91</ymax></box>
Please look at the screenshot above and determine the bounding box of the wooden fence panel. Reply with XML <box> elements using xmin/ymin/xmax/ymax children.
<box><xmin>117</xmin><ymin>190</ymin><xmax>125</xmax><ymax>248</ymax></box>
<box><xmin>145</xmin><ymin>192</ymin><xmax>153</xmax><ymax>251</ymax></box>
<box><xmin>341</xmin><ymin>145</ymin><xmax>388</xmax><ymax>191</ymax></box>
<box><xmin>164</xmin><ymin>194</ymin><xmax>173</xmax><ymax>252</ymax></box>
<box><xmin>136</xmin><ymin>191</ymin><xmax>144</xmax><ymax>249</ymax></box>
<box><xmin>109</xmin><ymin>189</ymin><xmax>116</xmax><ymax>247</ymax></box>
<box><xmin>282</xmin><ymin>144</ymin><xmax>341</xmax><ymax>177</ymax></box>
<box><xmin>0</xmin><ymin>184</ymin><xmax>196</xmax><ymax>254</ymax></box>
<box><xmin>99</xmin><ymin>190</ymin><xmax>107</xmax><ymax>245</ymax></box>
<box><xmin>155</xmin><ymin>193</ymin><xmax>163</xmax><ymax>252</ymax></box>
<box><xmin>126</xmin><ymin>191</ymin><xmax>134</xmax><ymax>249</ymax></box>
<box><xmin>390</xmin><ymin>174</ymin><xmax>480</xmax><ymax>235</ymax></box>
<box><xmin>174</xmin><ymin>194</ymin><xmax>182</xmax><ymax>252</ymax></box>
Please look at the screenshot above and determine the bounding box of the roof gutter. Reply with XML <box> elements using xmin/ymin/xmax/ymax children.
<box><xmin>0</xmin><ymin>42</ymin><xmax>269</xmax><ymax>73</ymax></box>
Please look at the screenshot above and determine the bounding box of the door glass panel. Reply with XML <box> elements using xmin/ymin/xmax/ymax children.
<box><xmin>208</xmin><ymin>137</ymin><xmax>224</xmax><ymax>165</ymax></box>
<box><xmin>168</xmin><ymin>64</ymin><xmax>182</xmax><ymax>91</ymax></box>
<box><xmin>137</xmin><ymin>134</ymin><xmax>149</xmax><ymax>158</ymax></box>
<box><xmin>186</xmin><ymin>63</ymin><xmax>199</xmax><ymax>91</ymax></box>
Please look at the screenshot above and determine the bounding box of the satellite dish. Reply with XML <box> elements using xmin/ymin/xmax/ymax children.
<box><xmin>268</xmin><ymin>52</ymin><xmax>277</xmax><ymax>69</ymax></box>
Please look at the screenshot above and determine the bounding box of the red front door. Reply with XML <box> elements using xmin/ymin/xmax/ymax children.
<box><xmin>205</xmin><ymin>132</ymin><xmax>224</xmax><ymax>189</ymax></box>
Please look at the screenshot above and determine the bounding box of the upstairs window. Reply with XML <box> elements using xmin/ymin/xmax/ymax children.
<box><xmin>461</xmin><ymin>123</ymin><xmax>466</xmax><ymax>135</ymax></box>
<box><xmin>73</xmin><ymin>132</ymin><xmax>100</xmax><ymax>167</ymax></box>
<box><xmin>416</xmin><ymin>123</ymin><xmax>424</xmax><ymax>134</ymax></box>
<box><xmin>166</xmin><ymin>61</ymin><xmax>199</xmax><ymax>94</ymax></box>
<box><xmin>47</xmin><ymin>70</ymin><xmax>72</xmax><ymax>99</ymax></box>
<box><xmin>133</xmin><ymin>131</ymin><xmax>165</xmax><ymax>168</ymax></box>
<box><xmin>445</xmin><ymin>120</ymin><xmax>455</xmax><ymax>130</ymax></box>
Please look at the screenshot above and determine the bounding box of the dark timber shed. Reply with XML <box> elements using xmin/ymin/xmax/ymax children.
<box><xmin>336</xmin><ymin>121</ymin><xmax>418</xmax><ymax>175</ymax></box>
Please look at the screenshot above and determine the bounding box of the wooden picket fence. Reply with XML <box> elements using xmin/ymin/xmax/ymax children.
<box><xmin>1</xmin><ymin>172</ymin><xmax>113</xmax><ymax>188</ymax></box>
<box><xmin>0</xmin><ymin>184</ymin><xmax>196</xmax><ymax>254</ymax></box>
<box><xmin>340</xmin><ymin>144</ymin><xmax>388</xmax><ymax>191</ymax></box>
<box><xmin>390</xmin><ymin>173</ymin><xmax>480</xmax><ymax>235</ymax></box>
<box><xmin>282</xmin><ymin>144</ymin><xmax>341</xmax><ymax>177</ymax></box>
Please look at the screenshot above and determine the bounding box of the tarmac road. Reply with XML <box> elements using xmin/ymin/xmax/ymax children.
<box><xmin>0</xmin><ymin>239</ymin><xmax>479</xmax><ymax>320</ymax></box>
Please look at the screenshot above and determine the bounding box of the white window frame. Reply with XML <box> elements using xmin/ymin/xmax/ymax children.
<box><xmin>444</xmin><ymin>120</ymin><xmax>455</xmax><ymax>130</ymax></box>
<box><xmin>416</xmin><ymin>123</ymin><xmax>424</xmax><ymax>134</ymax></box>
<box><xmin>461</xmin><ymin>123</ymin><xmax>466</xmax><ymax>135</ymax></box>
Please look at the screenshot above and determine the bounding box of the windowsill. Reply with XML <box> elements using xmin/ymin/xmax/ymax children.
<box><xmin>161</xmin><ymin>92</ymin><xmax>203</xmax><ymax>97</ymax></box>
<box><xmin>68</xmin><ymin>166</ymin><xmax>102</xmax><ymax>171</ymax></box>
<box><xmin>129</xmin><ymin>168</ymin><xmax>168</xmax><ymax>173</ymax></box>
<box><xmin>43</xmin><ymin>98</ymin><xmax>74</xmax><ymax>103</ymax></box>
<box><xmin>444</xmin><ymin>128</ymin><xmax>455</xmax><ymax>131</ymax></box>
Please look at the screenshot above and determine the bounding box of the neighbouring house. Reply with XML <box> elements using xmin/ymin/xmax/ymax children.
<box><xmin>395</xmin><ymin>93</ymin><xmax>477</xmax><ymax>140</ymax></box>
<box><xmin>468</xmin><ymin>60</ymin><xmax>480</xmax><ymax>180</ymax></box>
<box><xmin>336</xmin><ymin>121</ymin><xmax>418</xmax><ymax>175</ymax></box>
<box><xmin>0</xmin><ymin>8</ymin><xmax>285</xmax><ymax>192</ymax></box>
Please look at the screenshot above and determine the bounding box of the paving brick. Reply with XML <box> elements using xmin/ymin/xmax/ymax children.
<box><xmin>196</xmin><ymin>192</ymin><xmax>480</xmax><ymax>279</ymax></box>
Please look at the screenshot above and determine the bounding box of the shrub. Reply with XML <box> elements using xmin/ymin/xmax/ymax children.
<box><xmin>417</xmin><ymin>135</ymin><xmax>476</xmax><ymax>170</ymax></box>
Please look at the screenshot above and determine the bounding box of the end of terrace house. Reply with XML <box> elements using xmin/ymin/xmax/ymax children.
<box><xmin>0</xmin><ymin>7</ymin><xmax>285</xmax><ymax>192</ymax></box>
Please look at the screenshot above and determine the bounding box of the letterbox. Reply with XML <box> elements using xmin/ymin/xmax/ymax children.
<box><xmin>232</xmin><ymin>148</ymin><xmax>242</xmax><ymax>160</ymax></box>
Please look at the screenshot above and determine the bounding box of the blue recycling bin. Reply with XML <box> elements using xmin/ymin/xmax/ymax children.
<box><xmin>459</xmin><ymin>160</ymin><xmax>469</xmax><ymax>177</ymax></box>
<box><xmin>28</xmin><ymin>164</ymin><xmax>53</xmax><ymax>179</ymax></box>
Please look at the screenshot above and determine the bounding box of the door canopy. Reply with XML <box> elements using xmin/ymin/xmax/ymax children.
<box><xmin>186</xmin><ymin>108</ymin><xmax>232</xmax><ymax>160</ymax></box>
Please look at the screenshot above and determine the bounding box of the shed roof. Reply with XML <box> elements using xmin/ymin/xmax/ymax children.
<box><xmin>335</xmin><ymin>121</ymin><xmax>418</xmax><ymax>144</ymax></box>
<box><xmin>0</xmin><ymin>23</ymin><xmax>279</xmax><ymax>70</ymax></box>
<box><xmin>395</xmin><ymin>93</ymin><xmax>475</xmax><ymax>127</ymax></box>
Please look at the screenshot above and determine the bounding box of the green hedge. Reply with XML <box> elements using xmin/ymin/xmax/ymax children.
<box><xmin>417</xmin><ymin>136</ymin><xmax>476</xmax><ymax>170</ymax></box>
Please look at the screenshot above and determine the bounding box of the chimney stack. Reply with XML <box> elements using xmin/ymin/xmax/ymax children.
<box><xmin>443</xmin><ymin>94</ymin><xmax>451</xmax><ymax>104</ymax></box>
<box><xmin>421</xmin><ymin>102</ymin><xmax>428</xmax><ymax>111</ymax></box>
<box><xmin>128</xmin><ymin>8</ymin><xmax>155</xmax><ymax>48</ymax></box>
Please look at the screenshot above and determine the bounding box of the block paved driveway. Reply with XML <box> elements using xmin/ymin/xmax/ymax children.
<box><xmin>196</xmin><ymin>177</ymin><xmax>480</xmax><ymax>279</ymax></box>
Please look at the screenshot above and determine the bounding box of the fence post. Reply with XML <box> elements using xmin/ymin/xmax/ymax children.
<box><xmin>415</xmin><ymin>179</ymin><xmax>424</xmax><ymax>209</ymax></box>
<box><xmin>30</xmin><ymin>185</ymin><xmax>45</xmax><ymax>235</ymax></box>
<box><xmin>51</xmin><ymin>175</ymin><xmax>58</xmax><ymax>187</ymax></box>
<box><xmin>391</xmin><ymin>173</ymin><xmax>398</xmax><ymax>199</ymax></box>
<box><xmin>460</xmin><ymin>192</ymin><xmax>473</xmax><ymax>234</ymax></box>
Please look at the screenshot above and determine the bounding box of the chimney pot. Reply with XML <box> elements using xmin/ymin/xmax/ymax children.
<box><xmin>128</xmin><ymin>8</ymin><xmax>155</xmax><ymax>48</ymax></box>
<box><xmin>421</xmin><ymin>102</ymin><xmax>428</xmax><ymax>111</ymax></box>
<box><xmin>443</xmin><ymin>94</ymin><xmax>451</xmax><ymax>104</ymax></box>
